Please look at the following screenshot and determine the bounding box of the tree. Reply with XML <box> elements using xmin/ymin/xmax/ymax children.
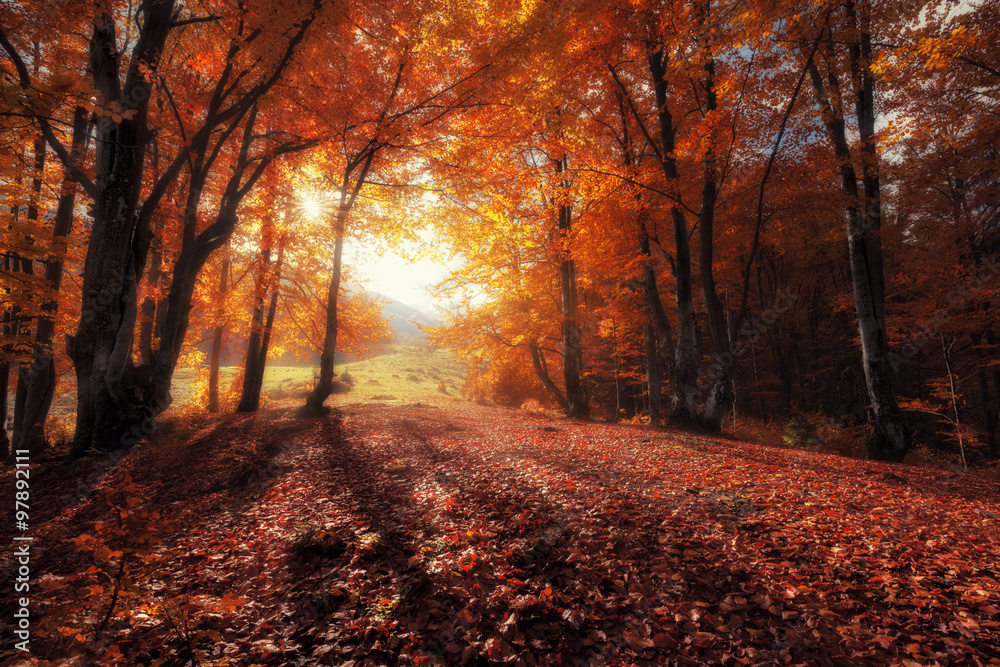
<box><xmin>2</xmin><ymin>0</ymin><xmax>322</xmax><ymax>456</ymax></box>
<box><xmin>805</xmin><ymin>0</ymin><xmax>912</xmax><ymax>461</ymax></box>
<box><xmin>297</xmin><ymin>0</ymin><xmax>488</xmax><ymax>415</ymax></box>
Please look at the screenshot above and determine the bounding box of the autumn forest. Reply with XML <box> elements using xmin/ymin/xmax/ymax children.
<box><xmin>2</xmin><ymin>0</ymin><xmax>1000</xmax><ymax>664</ymax></box>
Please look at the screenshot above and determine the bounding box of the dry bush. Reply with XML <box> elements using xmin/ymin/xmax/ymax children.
<box><xmin>463</xmin><ymin>354</ymin><xmax>547</xmax><ymax>407</ymax></box>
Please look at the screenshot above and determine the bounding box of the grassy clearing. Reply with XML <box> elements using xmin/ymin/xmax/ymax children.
<box><xmin>25</xmin><ymin>345</ymin><xmax>469</xmax><ymax>437</ymax></box>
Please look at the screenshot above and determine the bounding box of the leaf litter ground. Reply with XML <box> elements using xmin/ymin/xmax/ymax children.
<box><xmin>5</xmin><ymin>400</ymin><xmax>1000</xmax><ymax>666</ymax></box>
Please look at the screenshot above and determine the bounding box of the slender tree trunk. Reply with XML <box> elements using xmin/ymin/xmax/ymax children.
<box><xmin>237</xmin><ymin>252</ymin><xmax>269</xmax><ymax>412</ymax></box>
<box><xmin>695</xmin><ymin>23</ymin><xmax>733</xmax><ymax>433</ymax></box>
<box><xmin>11</xmin><ymin>132</ymin><xmax>45</xmax><ymax>454</ymax></box>
<box><xmin>612</xmin><ymin>318</ymin><xmax>621</xmax><ymax>420</ymax></box>
<box><xmin>640</xmin><ymin>232</ymin><xmax>675</xmax><ymax>387</ymax></box>
<box><xmin>554</xmin><ymin>155</ymin><xmax>588</xmax><ymax>419</ymax></box>
<box><xmin>303</xmin><ymin>205</ymin><xmax>347</xmax><ymax>416</ymax></box>
<box><xmin>615</xmin><ymin>88</ymin><xmax>673</xmax><ymax>422</ymax></box>
<box><xmin>12</xmin><ymin>107</ymin><xmax>90</xmax><ymax>456</ymax></box>
<box><xmin>1</xmin><ymin>254</ymin><xmax>11</xmax><ymax>460</ymax></box>
<box><xmin>207</xmin><ymin>256</ymin><xmax>231</xmax><ymax>414</ymax></box>
<box><xmin>529</xmin><ymin>343</ymin><xmax>568</xmax><ymax>412</ymax></box>
<box><xmin>808</xmin><ymin>6</ymin><xmax>911</xmax><ymax>461</ymax></box>
<box><xmin>238</xmin><ymin>240</ymin><xmax>284</xmax><ymax>412</ymax></box>
<box><xmin>645</xmin><ymin>324</ymin><xmax>662</xmax><ymax>426</ymax></box>
<box><xmin>646</xmin><ymin>51</ymin><xmax>700</xmax><ymax>428</ymax></box>
<box><xmin>139</xmin><ymin>234</ymin><xmax>162</xmax><ymax>366</ymax></box>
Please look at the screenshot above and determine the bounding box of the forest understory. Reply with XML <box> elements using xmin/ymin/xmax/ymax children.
<box><xmin>3</xmin><ymin>393</ymin><xmax>999</xmax><ymax>666</ymax></box>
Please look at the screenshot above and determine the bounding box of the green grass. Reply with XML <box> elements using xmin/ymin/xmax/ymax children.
<box><xmin>30</xmin><ymin>345</ymin><xmax>469</xmax><ymax>434</ymax></box>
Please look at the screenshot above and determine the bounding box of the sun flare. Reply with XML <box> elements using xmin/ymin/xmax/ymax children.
<box><xmin>299</xmin><ymin>195</ymin><xmax>324</xmax><ymax>219</ymax></box>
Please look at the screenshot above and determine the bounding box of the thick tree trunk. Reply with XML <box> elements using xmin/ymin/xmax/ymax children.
<box><xmin>808</xmin><ymin>6</ymin><xmax>911</xmax><ymax>462</ymax></box>
<box><xmin>303</xmin><ymin>206</ymin><xmax>347</xmax><ymax>416</ymax></box>
<box><xmin>66</xmin><ymin>2</ymin><xmax>177</xmax><ymax>459</ymax></box>
<box><xmin>207</xmin><ymin>256</ymin><xmax>231</xmax><ymax>414</ymax></box>
<box><xmin>554</xmin><ymin>156</ymin><xmax>589</xmax><ymax>419</ymax></box>
<box><xmin>529</xmin><ymin>344</ymin><xmax>568</xmax><ymax>412</ymax></box>
<box><xmin>12</xmin><ymin>107</ymin><xmax>89</xmax><ymax>456</ymax></box>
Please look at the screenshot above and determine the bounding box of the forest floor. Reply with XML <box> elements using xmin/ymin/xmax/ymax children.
<box><xmin>3</xmin><ymin>358</ymin><xmax>1000</xmax><ymax>666</ymax></box>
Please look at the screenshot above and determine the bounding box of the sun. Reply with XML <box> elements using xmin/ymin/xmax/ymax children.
<box><xmin>299</xmin><ymin>194</ymin><xmax>325</xmax><ymax>219</ymax></box>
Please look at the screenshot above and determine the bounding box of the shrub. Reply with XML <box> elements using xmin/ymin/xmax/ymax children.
<box><xmin>463</xmin><ymin>353</ymin><xmax>548</xmax><ymax>408</ymax></box>
<box><xmin>330</xmin><ymin>377</ymin><xmax>352</xmax><ymax>394</ymax></box>
<box><xmin>784</xmin><ymin>416</ymin><xmax>821</xmax><ymax>448</ymax></box>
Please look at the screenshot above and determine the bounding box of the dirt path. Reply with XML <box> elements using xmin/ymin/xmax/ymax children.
<box><xmin>4</xmin><ymin>398</ymin><xmax>1000</xmax><ymax>665</ymax></box>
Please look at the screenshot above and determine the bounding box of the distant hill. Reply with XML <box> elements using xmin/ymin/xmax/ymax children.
<box><xmin>376</xmin><ymin>294</ymin><xmax>443</xmax><ymax>346</ymax></box>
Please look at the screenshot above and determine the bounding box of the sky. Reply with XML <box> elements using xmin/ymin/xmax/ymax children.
<box><xmin>342</xmin><ymin>237</ymin><xmax>453</xmax><ymax>317</ymax></box>
<box><xmin>299</xmin><ymin>193</ymin><xmax>454</xmax><ymax>317</ymax></box>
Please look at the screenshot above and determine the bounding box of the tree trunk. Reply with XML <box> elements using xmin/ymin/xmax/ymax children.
<box><xmin>66</xmin><ymin>1</ymin><xmax>177</xmax><ymax>458</ymax></box>
<box><xmin>237</xmin><ymin>252</ymin><xmax>269</xmax><ymax>412</ymax></box>
<box><xmin>646</xmin><ymin>51</ymin><xmax>700</xmax><ymax>428</ymax></box>
<box><xmin>529</xmin><ymin>343</ymin><xmax>568</xmax><ymax>412</ymax></box>
<box><xmin>150</xmin><ymin>108</ymin><xmax>271</xmax><ymax>423</ymax></box>
<box><xmin>11</xmin><ymin>107</ymin><xmax>90</xmax><ymax>456</ymax></box>
<box><xmin>11</xmin><ymin>132</ymin><xmax>45</xmax><ymax>455</ymax></box>
<box><xmin>645</xmin><ymin>324</ymin><xmax>662</xmax><ymax>426</ymax></box>
<box><xmin>303</xmin><ymin>205</ymin><xmax>348</xmax><ymax>416</ymax></box>
<box><xmin>207</xmin><ymin>255</ymin><xmax>231</xmax><ymax>414</ymax></box>
<box><xmin>615</xmin><ymin>89</ymin><xmax>673</xmax><ymax>425</ymax></box>
<box><xmin>639</xmin><ymin>232</ymin><xmax>675</xmax><ymax>390</ymax></box>
<box><xmin>808</xmin><ymin>5</ymin><xmax>911</xmax><ymax>462</ymax></box>
<box><xmin>554</xmin><ymin>155</ymin><xmax>589</xmax><ymax>419</ymax></box>
<box><xmin>0</xmin><ymin>362</ymin><xmax>9</xmax><ymax>461</ymax></box>
<box><xmin>695</xmin><ymin>23</ymin><xmax>733</xmax><ymax>434</ymax></box>
<box><xmin>139</xmin><ymin>233</ymin><xmax>162</xmax><ymax>366</ymax></box>
<box><xmin>1</xmin><ymin>253</ymin><xmax>11</xmax><ymax>460</ymax></box>
<box><xmin>237</xmin><ymin>241</ymin><xmax>284</xmax><ymax>413</ymax></box>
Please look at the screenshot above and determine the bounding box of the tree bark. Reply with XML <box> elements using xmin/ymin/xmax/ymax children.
<box><xmin>138</xmin><ymin>232</ymin><xmax>162</xmax><ymax>367</ymax></box>
<box><xmin>529</xmin><ymin>343</ymin><xmax>568</xmax><ymax>412</ymax></box>
<box><xmin>11</xmin><ymin>107</ymin><xmax>90</xmax><ymax>456</ymax></box>
<box><xmin>66</xmin><ymin>1</ymin><xmax>178</xmax><ymax>458</ymax></box>
<box><xmin>237</xmin><ymin>240</ymin><xmax>285</xmax><ymax>413</ymax></box>
<box><xmin>207</xmin><ymin>255</ymin><xmax>231</xmax><ymax>414</ymax></box>
<box><xmin>303</xmin><ymin>205</ymin><xmax>348</xmax><ymax>416</ymax></box>
<box><xmin>11</xmin><ymin>130</ymin><xmax>46</xmax><ymax>454</ymax></box>
<box><xmin>645</xmin><ymin>324</ymin><xmax>662</xmax><ymax>426</ymax></box>
<box><xmin>695</xmin><ymin>25</ymin><xmax>733</xmax><ymax>434</ymax></box>
<box><xmin>554</xmin><ymin>155</ymin><xmax>589</xmax><ymax>419</ymax></box>
<box><xmin>1</xmin><ymin>254</ymin><xmax>12</xmax><ymax>460</ymax></box>
<box><xmin>808</xmin><ymin>3</ymin><xmax>911</xmax><ymax>461</ymax></box>
<box><xmin>647</xmin><ymin>51</ymin><xmax>700</xmax><ymax>429</ymax></box>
